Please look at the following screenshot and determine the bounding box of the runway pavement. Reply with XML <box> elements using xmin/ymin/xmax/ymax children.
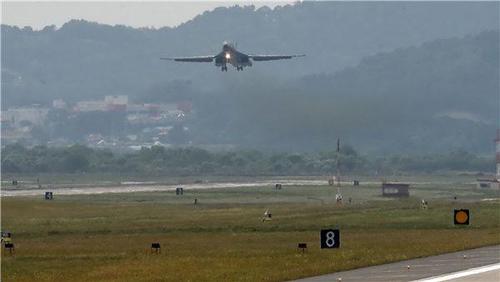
<box><xmin>292</xmin><ymin>245</ymin><xmax>500</xmax><ymax>282</ymax></box>
<box><xmin>414</xmin><ymin>263</ymin><xmax>500</xmax><ymax>282</ymax></box>
<box><xmin>1</xmin><ymin>179</ymin><xmax>328</xmax><ymax>197</ymax></box>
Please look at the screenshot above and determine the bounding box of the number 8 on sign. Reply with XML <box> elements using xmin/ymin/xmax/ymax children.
<box><xmin>326</xmin><ymin>231</ymin><xmax>335</xmax><ymax>247</ymax></box>
<box><xmin>321</xmin><ymin>229</ymin><xmax>340</xmax><ymax>249</ymax></box>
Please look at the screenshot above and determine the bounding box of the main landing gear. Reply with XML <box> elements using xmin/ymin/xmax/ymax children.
<box><xmin>236</xmin><ymin>66</ymin><xmax>244</xmax><ymax>71</ymax></box>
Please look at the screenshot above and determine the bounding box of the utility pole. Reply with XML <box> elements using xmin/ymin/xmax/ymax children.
<box><xmin>336</xmin><ymin>138</ymin><xmax>341</xmax><ymax>188</ymax></box>
<box><xmin>335</xmin><ymin>138</ymin><xmax>342</xmax><ymax>205</ymax></box>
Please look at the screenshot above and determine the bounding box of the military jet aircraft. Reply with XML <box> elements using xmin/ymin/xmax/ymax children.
<box><xmin>161</xmin><ymin>42</ymin><xmax>304</xmax><ymax>71</ymax></box>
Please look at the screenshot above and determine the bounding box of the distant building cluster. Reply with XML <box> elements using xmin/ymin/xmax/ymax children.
<box><xmin>73</xmin><ymin>95</ymin><xmax>128</xmax><ymax>112</ymax></box>
<box><xmin>1</xmin><ymin>95</ymin><xmax>193</xmax><ymax>149</ymax></box>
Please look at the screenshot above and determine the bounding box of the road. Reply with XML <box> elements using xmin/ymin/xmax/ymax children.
<box><xmin>292</xmin><ymin>245</ymin><xmax>500</xmax><ymax>282</ymax></box>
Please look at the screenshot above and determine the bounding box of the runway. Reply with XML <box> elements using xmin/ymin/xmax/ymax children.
<box><xmin>1</xmin><ymin>179</ymin><xmax>328</xmax><ymax>197</ymax></box>
<box><xmin>1</xmin><ymin>178</ymin><xmax>482</xmax><ymax>197</ymax></box>
<box><xmin>292</xmin><ymin>245</ymin><xmax>500</xmax><ymax>282</ymax></box>
<box><xmin>414</xmin><ymin>263</ymin><xmax>500</xmax><ymax>281</ymax></box>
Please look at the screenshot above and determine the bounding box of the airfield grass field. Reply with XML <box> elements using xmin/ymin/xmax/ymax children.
<box><xmin>2</xmin><ymin>181</ymin><xmax>500</xmax><ymax>281</ymax></box>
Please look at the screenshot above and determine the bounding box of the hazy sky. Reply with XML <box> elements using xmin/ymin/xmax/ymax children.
<box><xmin>2</xmin><ymin>1</ymin><xmax>295</xmax><ymax>30</ymax></box>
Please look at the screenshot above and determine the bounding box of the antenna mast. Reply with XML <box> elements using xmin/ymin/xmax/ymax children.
<box><xmin>336</xmin><ymin>138</ymin><xmax>341</xmax><ymax>189</ymax></box>
<box><xmin>335</xmin><ymin>138</ymin><xmax>343</xmax><ymax>205</ymax></box>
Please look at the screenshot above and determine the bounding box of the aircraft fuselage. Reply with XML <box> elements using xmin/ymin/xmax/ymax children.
<box><xmin>215</xmin><ymin>43</ymin><xmax>252</xmax><ymax>71</ymax></box>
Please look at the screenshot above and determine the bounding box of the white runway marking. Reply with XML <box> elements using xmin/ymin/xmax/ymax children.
<box><xmin>413</xmin><ymin>263</ymin><xmax>500</xmax><ymax>282</ymax></box>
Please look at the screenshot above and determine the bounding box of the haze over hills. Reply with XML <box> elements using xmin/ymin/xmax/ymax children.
<box><xmin>1</xmin><ymin>2</ymin><xmax>499</xmax><ymax>154</ymax></box>
<box><xmin>2</xmin><ymin>2</ymin><xmax>498</xmax><ymax>105</ymax></box>
<box><xmin>190</xmin><ymin>30</ymin><xmax>499</xmax><ymax>154</ymax></box>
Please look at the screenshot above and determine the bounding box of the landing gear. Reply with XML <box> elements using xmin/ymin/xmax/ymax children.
<box><xmin>221</xmin><ymin>65</ymin><xmax>228</xmax><ymax>72</ymax></box>
<box><xmin>236</xmin><ymin>66</ymin><xmax>243</xmax><ymax>71</ymax></box>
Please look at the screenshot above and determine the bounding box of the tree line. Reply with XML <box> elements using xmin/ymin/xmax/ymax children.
<box><xmin>1</xmin><ymin>144</ymin><xmax>494</xmax><ymax>176</ymax></box>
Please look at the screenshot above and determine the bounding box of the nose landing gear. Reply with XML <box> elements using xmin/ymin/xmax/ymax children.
<box><xmin>221</xmin><ymin>65</ymin><xmax>228</xmax><ymax>72</ymax></box>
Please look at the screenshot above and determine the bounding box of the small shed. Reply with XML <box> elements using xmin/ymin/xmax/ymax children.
<box><xmin>382</xmin><ymin>183</ymin><xmax>410</xmax><ymax>197</ymax></box>
<box><xmin>476</xmin><ymin>178</ymin><xmax>500</xmax><ymax>189</ymax></box>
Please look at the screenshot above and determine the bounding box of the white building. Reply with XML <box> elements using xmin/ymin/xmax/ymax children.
<box><xmin>52</xmin><ymin>99</ymin><xmax>67</xmax><ymax>109</ymax></box>
<box><xmin>73</xmin><ymin>96</ymin><xmax>128</xmax><ymax>112</ymax></box>
<box><xmin>74</xmin><ymin>100</ymin><xmax>106</xmax><ymax>112</ymax></box>
<box><xmin>1</xmin><ymin>107</ymin><xmax>49</xmax><ymax>126</ymax></box>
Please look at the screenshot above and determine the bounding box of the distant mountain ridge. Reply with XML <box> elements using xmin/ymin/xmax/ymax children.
<box><xmin>189</xmin><ymin>30</ymin><xmax>499</xmax><ymax>154</ymax></box>
<box><xmin>2</xmin><ymin>2</ymin><xmax>499</xmax><ymax>106</ymax></box>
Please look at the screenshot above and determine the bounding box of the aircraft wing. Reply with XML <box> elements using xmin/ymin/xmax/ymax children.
<box><xmin>160</xmin><ymin>56</ymin><xmax>215</xmax><ymax>62</ymax></box>
<box><xmin>249</xmin><ymin>54</ymin><xmax>305</xmax><ymax>61</ymax></box>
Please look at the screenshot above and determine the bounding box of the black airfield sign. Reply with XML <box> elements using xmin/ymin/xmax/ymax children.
<box><xmin>320</xmin><ymin>229</ymin><xmax>340</xmax><ymax>249</ymax></box>
<box><xmin>297</xmin><ymin>243</ymin><xmax>307</xmax><ymax>253</ymax></box>
<box><xmin>454</xmin><ymin>209</ymin><xmax>470</xmax><ymax>225</ymax></box>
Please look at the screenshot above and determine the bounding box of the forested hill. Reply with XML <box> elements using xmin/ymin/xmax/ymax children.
<box><xmin>2</xmin><ymin>2</ymin><xmax>499</xmax><ymax>106</ymax></box>
<box><xmin>189</xmin><ymin>31</ymin><xmax>499</xmax><ymax>154</ymax></box>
